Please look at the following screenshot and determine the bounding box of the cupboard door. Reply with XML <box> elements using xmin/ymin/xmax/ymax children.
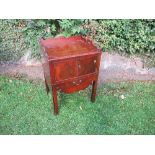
<box><xmin>78</xmin><ymin>56</ymin><xmax>98</xmax><ymax>76</ymax></box>
<box><xmin>54</xmin><ymin>60</ymin><xmax>77</xmax><ymax>81</ymax></box>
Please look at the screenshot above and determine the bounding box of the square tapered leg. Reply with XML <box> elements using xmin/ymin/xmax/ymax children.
<box><xmin>91</xmin><ymin>80</ymin><xmax>97</xmax><ymax>102</ymax></box>
<box><xmin>51</xmin><ymin>86</ymin><xmax>59</xmax><ymax>115</ymax></box>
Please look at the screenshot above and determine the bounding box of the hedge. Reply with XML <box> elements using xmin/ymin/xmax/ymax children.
<box><xmin>0</xmin><ymin>19</ymin><xmax>155</xmax><ymax>61</ymax></box>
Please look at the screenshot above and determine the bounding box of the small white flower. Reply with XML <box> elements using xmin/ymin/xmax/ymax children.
<box><xmin>120</xmin><ymin>95</ymin><xmax>126</xmax><ymax>100</ymax></box>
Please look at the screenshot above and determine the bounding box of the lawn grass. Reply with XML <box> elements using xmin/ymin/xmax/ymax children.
<box><xmin>0</xmin><ymin>75</ymin><xmax>155</xmax><ymax>135</ymax></box>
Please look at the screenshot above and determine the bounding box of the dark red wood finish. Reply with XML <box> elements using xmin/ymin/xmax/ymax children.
<box><xmin>40</xmin><ymin>36</ymin><xmax>102</xmax><ymax>114</ymax></box>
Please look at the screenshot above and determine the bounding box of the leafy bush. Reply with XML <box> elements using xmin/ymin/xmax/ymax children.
<box><xmin>56</xmin><ymin>19</ymin><xmax>155</xmax><ymax>54</ymax></box>
<box><xmin>0</xmin><ymin>19</ymin><xmax>56</xmax><ymax>60</ymax></box>
<box><xmin>21</xmin><ymin>19</ymin><xmax>57</xmax><ymax>58</ymax></box>
<box><xmin>0</xmin><ymin>19</ymin><xmax>155</xmax><ymax>62</ymax></box>
<box><xmin>91</xmin><ymin>19</ymin><xmax>155</xmax><ymax>54</ymax></box>
<box><xmin>0</xmin><ymin>19</ymin><xmax>26</xmax><ymax>61</ymax></box>
<box><xmin>58</xmin><ymin>19</ymin><xmax>87</xmax><ymax>36</ymax></box>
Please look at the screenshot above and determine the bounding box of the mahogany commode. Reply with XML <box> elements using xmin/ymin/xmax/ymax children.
<box><xmin>40</xmin><ymin>36</ymin><xmax>102</xmax><ymax>114</ymax></box>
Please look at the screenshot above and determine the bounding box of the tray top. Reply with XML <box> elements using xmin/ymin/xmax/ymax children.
<box><xmin>40</xmin><ymin>36</ymin><xmax>101</xmax><ymax>59</ymax></box>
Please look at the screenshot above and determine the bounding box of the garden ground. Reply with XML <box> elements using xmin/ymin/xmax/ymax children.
<box><xmin>0</xmin><ymin>52</ymin><xmax>155</xmax><ymax>84</ymax></box>
<box><xmin>0</xmin><ymin>76</ymin><xmax>155</xmax><ymax>134</ymax></box>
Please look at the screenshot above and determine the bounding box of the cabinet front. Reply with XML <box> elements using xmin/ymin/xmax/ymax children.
<box><xmin>54</xmin><ymin>60</ymin><xmax>77</xmax><ymax>81</ymax></box>
<box><xmin>77</xmin><ymin>56</ymin><xmax>98</xmax><ymax>76</ymax></box>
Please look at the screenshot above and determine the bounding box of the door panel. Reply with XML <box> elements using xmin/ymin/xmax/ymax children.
<box><xmin>54</xmin><ymin>60</ymin><xmax>77</xmax><ymax>81</ymax></box>
<box><xmin>78</xmin><ymin>56</ymin><xmax>97</xmax><ymax>76</ymax></box>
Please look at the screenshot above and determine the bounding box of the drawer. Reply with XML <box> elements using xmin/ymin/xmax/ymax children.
<box><xmin>53</xmin><ymin>60</ymin><xmax>77</xmax><ymax>81</ymax></box>
<box><xmin>77</xmin><ymin>56</ymin><xmax>98</xmax><ymax>76</ymax></box>
<box><xmin>55</xmin><ymin>75</ymin><xmax>97</xmax><ymax>93</ymax></box>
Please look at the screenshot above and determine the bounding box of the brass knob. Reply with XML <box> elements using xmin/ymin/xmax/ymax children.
<box><xmin>73</xmin><ymin>81</ymin><xmax>76</xmax><ymax>84</ymax></box>
<box><xmin>78</xmin><ymin>64</ymin><xmax>81</xmax><ymax>68</ymax></box>
<box><xmin>94</xmin><ymin>60</ymin><xmax>96</xmax><ymax>64</ymax></box>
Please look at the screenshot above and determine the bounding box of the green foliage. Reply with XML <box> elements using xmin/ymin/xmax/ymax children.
<box><xmin>0</xmin><ymin>19</ymin><xmax>57</xmax><ymax>60</ymax></box>
<box><xmin>0</xmin><ymin>19</ymin><xmax>26</xmax><ymax>61</ymax></box>
<box><xmin>0</xmin><ymin>76</ymin><xmax>155</xmax><ymax>134</ymax></box>
<box><xmin>51</xmin><ymin>19</ymin><xmax>155</xmax><ymax>54</ymax></box>
<box><xmin>21</xmin><ymin>19</ymin><xmax>56</xmax><ymax>58</ymax></box>
<box><xmin>84</xmin><ymin>19</ymin><xmax>155</xmax><ymax>54</ymax></box>
<box><xmin>0</xmin><ymin>19</ymin><xmax>155</xmax><ymax>61</ymax></box>
<box><xmin>58</xmin><ymin>19</ymin><xmax>87</xmax><ymax>37</ymax></box>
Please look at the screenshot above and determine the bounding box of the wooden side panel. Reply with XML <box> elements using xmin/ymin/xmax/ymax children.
<box><xmin>41</xmin><ymin>46</ymin><xmax>51</xmax><ymax>90</ymax></box>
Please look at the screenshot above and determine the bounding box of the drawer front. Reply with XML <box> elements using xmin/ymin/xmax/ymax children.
<box><xmin>54</xmin><ymin>60</ymin><xmax>77</xmax><ymax>81</ymax></box>
<box><xmin>55</xmin><ymin>75</ymin><xmax>97</xmax><ymax>93</ymax></box>
<box><xmin>77</xmin><ymin>56</ymin><xmax>98</xmax><ymax>76</ymax></box>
